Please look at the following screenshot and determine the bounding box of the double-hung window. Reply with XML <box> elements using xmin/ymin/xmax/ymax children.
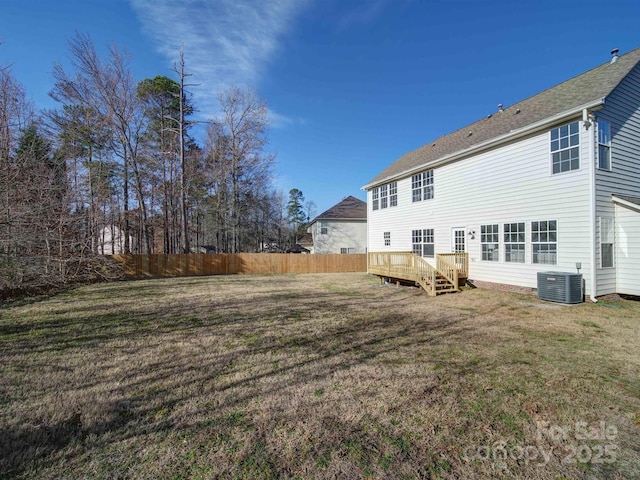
<box><xmin>320</xmin><ymin>220</ymin><xmax>328</xmax><ymax>235</ymax></box>
<box><xmin>481</xmin><ymin>224</ymin><xmax>499</xmax><ymax>261</ymax></box>
<box><xmin>411</xmin><ymin>170</ymin><xmax>434</xmax><ymax>202</ymax></box>
<box><xmin>551</xmin><ymin>122</ymin><xmax>580</xmax><ymax>174</ymax></box>
<box><xmin>384</xmin><ymin>231</ymin><xmax>390</xmax><ymax>246</ymax></box>
<box><xmin>412</xmin><ymin>229</ymin><xmax>434</xmax><ymax>258</ymax></box>
<box><xmin>389</xmin><ymin>182</ymin><xmax>397</xmax><ymax>207</ymax></box>
<box><xmin>598</xmin><ymin>119</ymin><xmax>611</xmax><ymax>171</ymax></box>
<box><xmin>380</xmin><ymin>184</ymin><xmax>388</xmax><ymax>209</ymax></box>
<box><xmin>373</xmin><ymin>182</ymin><xmax>397</xmax><ymax>209</ymax></box>
<box><xmin>532</xmin><ymin>220</ymin><xmax>557</xmax><ymax>264</ymax></box>
<box><xmin>504</xmin><ymin>222</ymin><xmax>525</xmax><ymax>263</ymax></box>
<box><xmin>600</xmin><ymin>217</ymin><xmax>614</xmax><ymax>268</ymax></box>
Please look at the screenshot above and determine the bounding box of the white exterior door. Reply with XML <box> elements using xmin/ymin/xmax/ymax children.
<box><xmin>452</xmin><ymin>228</ymin><xmax>466</xmax><ymax>253</ymax></box>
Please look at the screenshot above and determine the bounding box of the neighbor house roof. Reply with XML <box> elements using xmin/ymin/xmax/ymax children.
<box><xmin>296</xmin><ymin>232</ymin><xmax>313</xmax><ymax>245</ymax></box>
<box><xmin>312</xmin><ymin>196</ymin><xmax>367</xmax><ymax>222</ymax></box>
<box><xmin>365</xmin><ymin>47</ymin><xmax>640</xmax><ymax>188</ymax></box>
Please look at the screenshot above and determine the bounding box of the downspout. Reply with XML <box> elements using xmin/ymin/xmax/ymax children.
<box><xmin>584</xmin><ymin>108</ymin><xmax>598</xmax><ymax>303</ymax></box>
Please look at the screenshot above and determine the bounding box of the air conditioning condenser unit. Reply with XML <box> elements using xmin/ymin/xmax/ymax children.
<box><xmin>537</xmin><ymin>272</ymin><xmax>583</xmax><ymax>304</ymax></box>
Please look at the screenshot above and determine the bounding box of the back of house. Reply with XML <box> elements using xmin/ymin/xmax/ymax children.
<box><xmin>364</xmin><ymin>47</ymin><xmax>640</xmax><ymax>297</ymax></box>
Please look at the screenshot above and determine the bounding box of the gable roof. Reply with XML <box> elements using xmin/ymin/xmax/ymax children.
<box><xmin>365</xmin><ymin>47</ymin><xmax>640</xmax><ymax>188</ymax></box>
<box><xmin>312</xmin><ymin>196</ymin><xmax>367</xmax><ymax>222</ymax></box>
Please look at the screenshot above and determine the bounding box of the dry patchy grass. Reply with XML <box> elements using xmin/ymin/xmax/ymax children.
<box><xmin>1</xmin><ymin>273</ymin><xmax>639</xmax><ymax>479</ymax></box>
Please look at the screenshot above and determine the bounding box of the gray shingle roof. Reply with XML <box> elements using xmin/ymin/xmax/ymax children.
<box><xmin>313</xmin><ymin>196</ymin><xmax>367</xmax><ymax>221</ymax></box>
<box><xmin>366</xmin><ymin>47</ymin><xmax>640</xmax><ymax>187</ymax></box>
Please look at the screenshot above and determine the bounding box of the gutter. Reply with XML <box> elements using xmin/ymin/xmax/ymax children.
<box><xmin>362</xmin><ymin>99</ymin><xmax>605</xmax><ymax>191</ymax></box>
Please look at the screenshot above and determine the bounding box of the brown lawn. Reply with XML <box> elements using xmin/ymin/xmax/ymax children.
<box><xmin>0</xmin><ymin>273</ymin><xmax>639</xmax><ymax>479</ymax></box>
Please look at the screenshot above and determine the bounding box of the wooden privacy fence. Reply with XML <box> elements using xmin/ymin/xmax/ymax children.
<box><xmin>112</xmin><ymin>253</ymin><xmax>367</xmax><ymax>278</ymax></box>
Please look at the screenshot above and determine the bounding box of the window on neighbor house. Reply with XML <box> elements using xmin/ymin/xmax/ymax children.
<box><xmin>340</xmin><ymin>247</ymin><xmax>355</xmax><ymax>254</ymax></box>
<box><xmin>551</xmin><ymin>121</ymin><xmax>580</xmax><ymax>174</ymax></box>
<box><xmin>504</xmin><ymin>222</ymin><xmax>526</xmax><ymax>263</ymax></box>
<box><xmin>384</xmin><ymin>231</ymin><xmax>390</xmax><ymax>246</ymax></box>
<box><xmin>598</xmin><ymin>119</ymin><xmax>611</xmax><ymax>171</ymax></box>
<box><xmin>411</xmin><ymin>170</ymin><xmax>434</xmax><ymax>202</ymax></box>
<box><xmin>380</xmin><ymin>184</ymin><xmax>388</xmax><ymax>209</ymax></box>
<box><xmin>600</xmin><ymin>217</ymin><xmax>614</xmax><ymax>268</ymax></box>
<box><xmin>481</xmin><ymin>224</ymin><xmax>499</xmax><ymax>261</ymax></box>
<box><xmin>320</xmin><ymin>220</ymin><xmax>328</xmax><ymax>235</ymax></box>
<box><xmin>532</xmin><ymin>220</ymin><xmax>557</xmax><ymax>264</ymax></box>
<box><xmin>372</xmin><ymin>187</ymin><xmax>379</xmax><ymax>210</ymax></box>
<box><xmin>412</xmin><ymin>228</ymin><xmax>434</xmax><ymax>258</ymax></box>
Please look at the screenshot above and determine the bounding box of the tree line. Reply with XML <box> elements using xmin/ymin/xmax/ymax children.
<box><xmin>0</xmin><ymin>34</ymin><xmax>314</xmax><ymax>298</ymax></box>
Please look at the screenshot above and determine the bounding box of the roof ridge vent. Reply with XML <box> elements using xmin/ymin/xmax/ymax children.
<box><xmin>498</xmin><ymin>104</ymin><xmax>504</xmax><ymax>112</ymax></box>
<box><xmin>611</xmin><ymin>48</ymin><xmax>619</xmax><ymax>64</ymax></box>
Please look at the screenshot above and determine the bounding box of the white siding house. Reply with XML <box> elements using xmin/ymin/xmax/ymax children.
<box><xmin>308</xmin><ymin>196</ymin><xmax>367</xmax><ymax>254</ymax></box>
<box><xmin>364</xmin><ymin>47</ymin><xmax>640</xmax><ymax>298</ymax></box>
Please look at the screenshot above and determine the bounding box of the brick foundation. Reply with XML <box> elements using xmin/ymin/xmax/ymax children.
<box><xmin>467</xmin><ymin>279</ymin><xmax>536</xmax><ymax>295</ymax></box>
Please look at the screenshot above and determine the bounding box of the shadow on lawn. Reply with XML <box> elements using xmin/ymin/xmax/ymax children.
<box><xmin>0</xmin><ymin>283</ymin><xmax>505</xmax><ymax>478</ymax></box>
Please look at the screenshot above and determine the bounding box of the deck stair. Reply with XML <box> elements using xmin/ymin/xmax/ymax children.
<box><xmin>368</xmin><ymin>252</ymin><xmax>469</xmax><ymax>296</ymax></box>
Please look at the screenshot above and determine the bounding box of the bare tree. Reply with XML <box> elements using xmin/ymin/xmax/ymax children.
<box><xmin>204</xmin><ymin>88</ymin><xmax>275</xmax><ymax>252</ymax></box>
<box><xmin>51</xmin><ymin>33</ymin><xmax>150</xmax><ymax>253</ymax></box>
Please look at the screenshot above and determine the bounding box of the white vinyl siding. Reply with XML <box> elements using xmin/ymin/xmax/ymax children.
<box><xmin>615</xmin><ymin>203</ymin><xmax>640</xmax><ymax>296</ymax></box>
<box><xmin>367</xmin><ymin>123</ymin><xmax>591</xmax><ymax>291</ymax></box>
<box><xmin>594</xmin><ymin>65</ymin><xmax>640</xmax><ymax>295</ymax></box>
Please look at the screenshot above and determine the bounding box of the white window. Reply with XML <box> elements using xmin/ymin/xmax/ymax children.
<box><xmin>597</xmin><ymin>119</ymin><xmax>611</xmax><ymax>171</ymax></box>
<box><xmin>411</xmin><ymin>170</ymin><xmax>434</xmax><ymax>202</ymax></box>
<box><xmin>384</xmin><ymin>231</ymin><xmax>390</xmax><ymax>246</ymax></box>
<box><xmin>481</xmin><ymin>224</ymin><xmax>499</xmax><ymax>261</ymax></box>
<box><xmin>340</xmin><ymin>247</ymin><xmax>355</xmax><ymax>254</ymax></box>
<box><xmin>374</xmin><ymin>182</ymin><xmax>397</xmax><ymax>209</ymax></box>
<box><xmin>504</xmin><ymin>222</ymin><xmax>525</xmax><ymax>263</ymax></box>
<box><xmin>412</xmin><ymin>229</ymin><xmax>434</xmax><ymax>258</ymax></box>
<box><xmin>532</xmin><ymin>220</ymin><xmax>557</xmax><ymax>265</ymax></box>
<box><xmin>551</xmin><ymin>122</ymin><xmax>580</xmax><ymax>174</ymax></box>
<box><xmin>380</xmin><ymin>184</ymin><xmax>388</xmax><ymax>209</ymax></box>
<box><xmin>600</xmin><ymin>217</ymin><xmax>614</xmax><ymax>268</ymax></box>
<box><xmin>389</xmin><ymin>182</ymin><xmax>397</xmax><ymax>207</ymax></box>
<box><xmin>320</xmin><ymin>220</ymin><xmax>328</xmax><ymax>235</ymax></box>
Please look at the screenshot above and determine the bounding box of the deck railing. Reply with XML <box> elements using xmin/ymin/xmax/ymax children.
<box><xmin>436</xmin><ymin>252</ymin><xmax>469</xmax><ymax>278</ymax></box>
<box><xmin>368</xmin><ymin>251</ymin><xmax>438</xmax><ymax>295</ymax></box>
<box><xmin>436</xmin><ymin>255</ymin><xmax>459</xmax><ymax>290</ymax></box>
<box><xmin>368</xmin><ymin>251</ymin><xmax>469</xmax><ymax>295</ymax></box>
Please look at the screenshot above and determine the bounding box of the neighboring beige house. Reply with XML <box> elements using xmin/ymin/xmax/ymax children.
<box><xmin>307</xmin><ymin>196</ymin><xmax>367</xmax><ymax>254</ymax></box>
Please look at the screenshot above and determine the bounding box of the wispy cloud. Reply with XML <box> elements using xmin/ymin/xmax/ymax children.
<box><xmin>335</xmin><ymin>0</ymin><xmax>395</xmax><ymax>31</ymax></box>
<box><xmin>130</xmin><ymin>0</ymin><xmax>310</xmax><ymax>119</ymax></box>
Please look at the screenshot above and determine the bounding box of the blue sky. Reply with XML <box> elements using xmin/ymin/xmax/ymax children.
<box><xmin>1</xmin><ymin>0</ymin><xmax>639</xmax><ymax>215</ymax></box>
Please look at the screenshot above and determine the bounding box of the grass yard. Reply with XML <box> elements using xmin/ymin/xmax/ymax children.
<box><xmin>1</xmin><ymin>273</ymin><xmax>639</xmax><ymax>479</ymax></box>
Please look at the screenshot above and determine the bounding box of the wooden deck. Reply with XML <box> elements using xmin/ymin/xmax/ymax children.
<box><xmin>368</xmin><ymin>252</ymin><xmax>469</xmax><ymax>296</ymax></box>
